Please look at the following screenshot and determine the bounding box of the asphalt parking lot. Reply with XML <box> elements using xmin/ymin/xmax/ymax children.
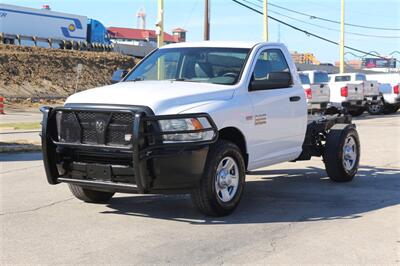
<box><xmin>1</xmin><ymin>113</ymin><xmax>399</xmax><ymax>264</ymax></box>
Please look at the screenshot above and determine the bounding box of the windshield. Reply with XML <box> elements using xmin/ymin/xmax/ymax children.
<box><xmin>314</xmin><ymin>72</ymin><xmax>329</xmax><ymax>84</ymax></box>
<box><xmin>124</xmin><ymin>47</ymin><xmax>250</xmax><ymax>85</ymax></box>
<box><xmin>335</xmin><ymin>75</ymin><xmax>351</xmax><ymax>82</ymax></box>
<box><xmin>356</xmin><ymin>74</ymin><xmax>366</xmax><ymax>81</ymax></box>
<box><xmin>299</xmin><ymin>73</ymin><xmax>311</xmax><ymax>84</ymax></box>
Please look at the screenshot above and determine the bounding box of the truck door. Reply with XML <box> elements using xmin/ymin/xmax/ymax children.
<box><xmin>247</xmin><ymin>48</ymin><xmax>307</xmax><ymax>169</ymax></box>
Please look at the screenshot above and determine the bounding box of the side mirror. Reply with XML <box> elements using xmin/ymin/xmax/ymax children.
<box><xmin>111</xmin><ymin>69</ymin><xmax>129</xmax><ymax>84</ymax></box>
<box><xmin>250</xmin><ymin>72</ymin><xmax>292</xmax><ymax>91</ymax></box>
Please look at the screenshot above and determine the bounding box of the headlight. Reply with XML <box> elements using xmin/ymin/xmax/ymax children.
<box><xmin>158</xmin><ymin>117</ymin><xmax>215</xmax><ymax>143</ymax></box>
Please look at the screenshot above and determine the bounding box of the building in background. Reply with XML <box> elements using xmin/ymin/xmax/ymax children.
<box><xmin>172</xmin><ymin>28</ymin><xmax>187</xmax><ymax>43</ymax></box>
<box><xmin>291</xmin><ymin>51</ymin><xmax>320</xmax><ymax>65</ymax></box>
<box><xmin>334</xmin><ymin>59</ymin><xmax>362</xmax><ymax>70</ymax></box>
<box><xmin>334</xmin><ymin>57</ymin><xmax>398</xmax><ymax>73</ymax></box>
<box><xmin>108</xmin><ymin>27</ymin><xmax>186</xmax><ymax>47</ymax></box>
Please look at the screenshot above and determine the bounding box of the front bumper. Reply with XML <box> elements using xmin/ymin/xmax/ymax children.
<box><xmin>40</xmin><ymin>106</ymin><xmax>218</xmax><ymax>194</ymax></box>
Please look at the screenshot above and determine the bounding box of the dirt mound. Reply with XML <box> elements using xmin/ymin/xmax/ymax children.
<box><xmin>0</xmin><ymin>44</ymin><xmax>137</xmax><ymax>98</ymax></box>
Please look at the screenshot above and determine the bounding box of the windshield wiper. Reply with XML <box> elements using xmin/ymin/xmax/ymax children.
<box><xmin>170</xmin><ymin>78</ymin><xmax>198</xmax><ymax>83</ymax></box>
<box><xmin>126</xmin><ymin>77</ymin><xmax>144</xmax><ymax>82</ymax></box>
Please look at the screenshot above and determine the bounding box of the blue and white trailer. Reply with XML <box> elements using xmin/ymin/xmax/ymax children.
<box><xmin>0</xmin><ymin>3</ymin><xmax>111</xmax><ymax>50</ymax></box>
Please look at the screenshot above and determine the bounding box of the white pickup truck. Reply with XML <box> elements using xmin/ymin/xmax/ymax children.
<box><xmin>41</xmin><ymin>42</ymin><xmax>360</xmax><ymax>216</ymax></box>
<box><xmin>298</xmin><ymin>71</ymin><xmax>330</xmax><ymax>112</ymax></box>
<box><xmin>329</xmin><ymin>73</ymin><xmax>380</xmax><ymax>116</ymax></box>
<box><xmin>366</xmin><ymin>73</ymin><xmax>400</xmax><ymax>114</ymax></box>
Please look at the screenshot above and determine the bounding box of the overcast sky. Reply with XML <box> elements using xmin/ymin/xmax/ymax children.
<box><xmin>3</xmin><ymin>0</ymin><xmax>400</xmax><ymax>63</ymax></box>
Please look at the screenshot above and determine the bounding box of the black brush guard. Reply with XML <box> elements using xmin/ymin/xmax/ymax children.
<box><xmin>40</xmin><ymin>106</ymin><xmax>218</xmax><ymax>194</ymax></box>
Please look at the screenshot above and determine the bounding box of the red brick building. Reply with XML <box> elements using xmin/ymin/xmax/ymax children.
<box><xmin>108</xmin><ymin>27</ymin><xmax>186</xmax><ymax>47</ymax></box>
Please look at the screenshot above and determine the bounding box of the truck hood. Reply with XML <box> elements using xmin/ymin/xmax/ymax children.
<box><xmin>65</xmin><ymin>80</ymin><xmax>235</xmax><ymax>114</ymax></box>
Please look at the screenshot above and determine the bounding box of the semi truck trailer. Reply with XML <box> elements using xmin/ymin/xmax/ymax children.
<box><xmin>0</xmin><ymin>4</ymin><xmax>111</xmax><ymax>50</ymax></box>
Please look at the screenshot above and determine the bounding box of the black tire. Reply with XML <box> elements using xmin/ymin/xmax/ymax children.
<box><xmin>68</xmin><ymin>184</ymin><xmax>114</xmax><ymax>203</ymax></box>
<box><xmin>367</xmin><ymin>103</ymin><xmax>383</xmax><ymax>115</ymax></box>
<box><xmin>382</xmin><ymin>104</ymin><xmax>399</xmax><ymax>114</ymax></box>
<box><xmin>348</xmin><ymin>107</ymin><xmax>365</xmax><ymax>117</ymax></box>
<box><xmin>191</xmin><ymin>140</ymin><xmax>246</xmax><ymax>216</ymax></box>
<box><xmin>323</xmin><ymin>125</ymin><xmax>360</xmax><ymax>182</ymax></box>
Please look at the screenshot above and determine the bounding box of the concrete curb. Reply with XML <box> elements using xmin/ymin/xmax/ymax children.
<box><xmin>0</xmin><ymin>143</ymin><xmax>42</xmax><ymax>153</ymax></box>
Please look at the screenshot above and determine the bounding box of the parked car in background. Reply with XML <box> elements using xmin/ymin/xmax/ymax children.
<box><xmin>328</xmin><ymin>73</ymin><xmax>366</xmax><ymax>116</ymax></box>
<box><xmin>366</xmin><ymin>73</ymin><xmax>400</xmax><ymax>114</ymax></box>
<box><xmin>299</xmin><ymin>71</ymin><xmax>330</xmax><ymax>113</ymax></box>
<box><xmin>329</xmin><ymin>73</ymin><xmax>380</xmax><ymax>116</ymax></box>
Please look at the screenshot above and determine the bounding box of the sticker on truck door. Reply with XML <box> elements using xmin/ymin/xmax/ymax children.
<box><xmin>255</xmin><ymin>114</ymin><xmax>267</xmax><ymax>125</ymax></box>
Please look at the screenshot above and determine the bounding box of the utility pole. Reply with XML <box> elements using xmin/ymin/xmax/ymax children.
<box><xmin>204</xmin><ymin>0</ymin><xmax>210</xmax><ymax>40</ymax></box>
<box><xmin>339</xmin><ymin>0</ymin><xmax>345</xmax><ymax>73</ymax></box>
<box><xmin>263</xmin><ymin>0</ymin><xmax>268</xmax><ymax>41</ymax></box>
<box><xmin>156</xmin><ymin>0</ymin><xmax>164</xmax><ymax>48</ymax></box>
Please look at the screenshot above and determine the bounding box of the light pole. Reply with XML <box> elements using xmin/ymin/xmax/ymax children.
<box><xmin>263</xmin><ymin>0</ymin><xmax>268</xmax><ymax>41</ymax></box>
<box><xmin>340</xmin><ymin>0</ymin><xmax>345</xmax><ymax>73</ymax></box>
<box><xmin>156</xmin><ymin>0</ymin><xmax>164</xmax><ymax>48</ymax></box>
<box><xmin>156</xmin><ymin>0</ymin><xmax>164</xmax><ymax>80</ymax></box>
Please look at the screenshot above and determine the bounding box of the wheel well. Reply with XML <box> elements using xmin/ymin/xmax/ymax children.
<box><xmin>218</xmin><ymin>127</ymin><xmax>248</xmax><ymax>168</ymax></box>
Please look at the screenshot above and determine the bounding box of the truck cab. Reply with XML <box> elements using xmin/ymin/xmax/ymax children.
<box><xmin>41</xmin><ymin>42</ymin><xmax>360</xmax><ymax>216</ymax></box>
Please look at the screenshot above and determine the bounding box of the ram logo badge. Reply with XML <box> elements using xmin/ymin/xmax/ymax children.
<box><xmin>95</xmin><ymin>120</ymin><xmax>105</xmax><ymax>133</ymax></box>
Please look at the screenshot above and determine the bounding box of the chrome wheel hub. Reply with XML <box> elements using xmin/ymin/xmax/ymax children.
<box><xmin>215</xmin><ymin>157</ymin><xmax>239</xmax><ymax>202</ymax></box>
<box><xmin>369</xmin><ymin>104</ymin><xmax>382</xmax><ymax>113</ymax></box>
<box><xmin>343</xmin><ymin>136</ymin><xmax>357</xmax><ymax>173</ymax></box>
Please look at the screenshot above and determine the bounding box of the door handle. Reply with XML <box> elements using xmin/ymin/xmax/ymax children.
<box><xmin>289</xmin><ymin>96</ymin><xmax>301</xmax><ymax>102</ymax></box>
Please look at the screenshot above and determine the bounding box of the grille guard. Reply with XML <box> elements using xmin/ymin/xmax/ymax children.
<box><xmin>40</xmin><ymin>106</ymin><xmax>219</xmax><ymax>193</ymax></box>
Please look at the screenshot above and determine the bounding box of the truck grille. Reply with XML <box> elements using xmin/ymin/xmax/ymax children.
<box><xmin>58</xmin><ymin>111</ymin><xmax>134</xmax><ymax>147</ymax></box>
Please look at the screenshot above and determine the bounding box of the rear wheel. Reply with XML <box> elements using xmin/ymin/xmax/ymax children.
<box><xmin>367</xmin><ymin>103</ymin><xmax>383</xmax><ymax>115</ymax></box>
<box><xmin>323</xmin><ymin>125</ymin><xmax>360</xmax><ymax>182</ymax></box>
<box><xmin>68</xmin><ymin>184</ymin><xmax>114</xmax><ymax>203</ymax></box>
<box><xmin>191</xmin><ymin>140</ymin><xmax>246</xmax><ymax>216</ymax></box>
<box><xmin>348</xmin><ymin>107</ymin><xmax>365</xmax><ymax>117</ymax></box>
<box><xmin>382</xmin><ymin>104</ymin><xmax>399</xmax><ymax>114</ymax></box>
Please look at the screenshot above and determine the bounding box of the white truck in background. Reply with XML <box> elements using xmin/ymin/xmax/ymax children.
<box><xmin>298</xmin><ymin>71</ymin><xmax>330</xmax><ymax>113</ymax></box>
<box><xmin>366</xmin><ymin>73</ymin><xmax>400</xmax><ymax>114</ymax></box>
<box><xmin>330</xmin><ymin>73</ymin><xmax>382</xmax><ymax>116</ymax></box>
<box><xmin>328</xmin><ymin>73</ymin><xmax>368</xmax><ymax>116</ymax></box>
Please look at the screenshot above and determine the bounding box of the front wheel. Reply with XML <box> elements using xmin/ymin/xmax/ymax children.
<box><xmin>68</xmin><ymin>184</ymin><xmax>115</xmax><ymax>203</ymax></box>
<box><xmin>323</xmin><ymin>125</ymin><xmax>360</xmax><ymax>182</ymax></box>
<box><xmin>191</xmin><ymin>140</ymin><xmax>246</xmax><ymax>216</ymax></box>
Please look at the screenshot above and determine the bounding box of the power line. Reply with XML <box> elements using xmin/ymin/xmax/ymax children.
<box><xmin>253</xmin><ymin>0</ymin><xmax>400</xmax><ymax>31</ymax></box>
<box><xmin>183</xmin><ymin>0</ymin><xmax>200</xmax><ymax>29</ymax></box>
<box><xmin>231</xmin><ymin>0</ymin><xmax>398</xmax><ymax>62</ymax></box>
<box><xmin>241</xmin><ymin>0</ymin><xmax>400</xmax><ymax>39</ymax></box>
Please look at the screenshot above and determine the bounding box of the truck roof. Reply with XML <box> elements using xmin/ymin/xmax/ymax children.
<box><xmin>329</xmin><ymin>73</ymin><xmax>364</xmax><ymax>77</ymax></box>
<box><xmin>160</xmin><ymin>41</ymin><xmax>285</xmax><ymax>49</ymax></box>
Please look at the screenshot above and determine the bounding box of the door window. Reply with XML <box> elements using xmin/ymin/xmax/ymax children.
<box><xmin>253</xmin><ymin>49</ymin><xmax>290</xmax><ymax>81</ymax></box>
